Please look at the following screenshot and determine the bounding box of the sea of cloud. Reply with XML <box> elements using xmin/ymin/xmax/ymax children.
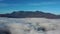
<box><xmin>0</xmin><ymin>17</ymin><xmax>60</xmax><ymax>34</ymax></box>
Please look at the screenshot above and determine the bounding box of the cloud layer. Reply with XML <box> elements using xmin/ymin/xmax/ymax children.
<box><xmin>0</xmin><ymin>18</ymin><xmax>60</xmax><ymax>34</ymax></box>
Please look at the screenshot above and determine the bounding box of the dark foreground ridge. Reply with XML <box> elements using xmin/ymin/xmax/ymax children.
<box><xmin>0</xmin><ymin>27</ymin><xmax>11</xmax><ymax>34</ymax></box>
<box><xmin>0</xmin><ymin>11</ymin><xmax>60</xmax><ymax>19</ymax></box>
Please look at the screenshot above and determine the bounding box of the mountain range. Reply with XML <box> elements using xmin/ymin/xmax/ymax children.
<box><xmin>0</xmin><ymin>11</ymin><xmax>60</xmax><ymax>19</ymax></box>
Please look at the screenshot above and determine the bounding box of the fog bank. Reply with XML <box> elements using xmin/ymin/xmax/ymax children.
<box><xmin>0</xmin><ymin>18</ymin><xmax>60</xmax><ymax>34</ymax></box>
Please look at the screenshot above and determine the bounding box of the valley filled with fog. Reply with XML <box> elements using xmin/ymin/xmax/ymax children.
<box><xmin>0</xmin><ymin>17</ymin><xmax>60</xmax><ymax>34</ymax></box>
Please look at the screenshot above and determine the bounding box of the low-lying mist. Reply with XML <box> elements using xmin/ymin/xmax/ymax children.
<box><xmin>0</xmin><ymin>18</ymin><xmax>60</xmax><ymax>34</ymax></box>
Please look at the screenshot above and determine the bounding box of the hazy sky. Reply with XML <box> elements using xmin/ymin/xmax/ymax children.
<box><xmin>0</xmin><ymin>0</ymin><xmax>60</xmax><ymax>14</ymax></box>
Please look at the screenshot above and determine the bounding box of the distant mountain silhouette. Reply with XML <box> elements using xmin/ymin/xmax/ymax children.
<box><xmin>0</xmin><ymin>11</ymin><xmax>60</xmax><ymax>19</ymax></box>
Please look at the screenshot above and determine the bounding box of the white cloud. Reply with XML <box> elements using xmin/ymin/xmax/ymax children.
<box><xmin>0</xmin><ymin>18</ymin><xmax>60</xmax><ymax>34</ymax></box>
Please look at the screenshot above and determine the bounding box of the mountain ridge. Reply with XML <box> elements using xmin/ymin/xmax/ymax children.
<box><xmin>0</xmin><ymin>11</ymin><xmax>60</xmax><ymax>19</ymax></box>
